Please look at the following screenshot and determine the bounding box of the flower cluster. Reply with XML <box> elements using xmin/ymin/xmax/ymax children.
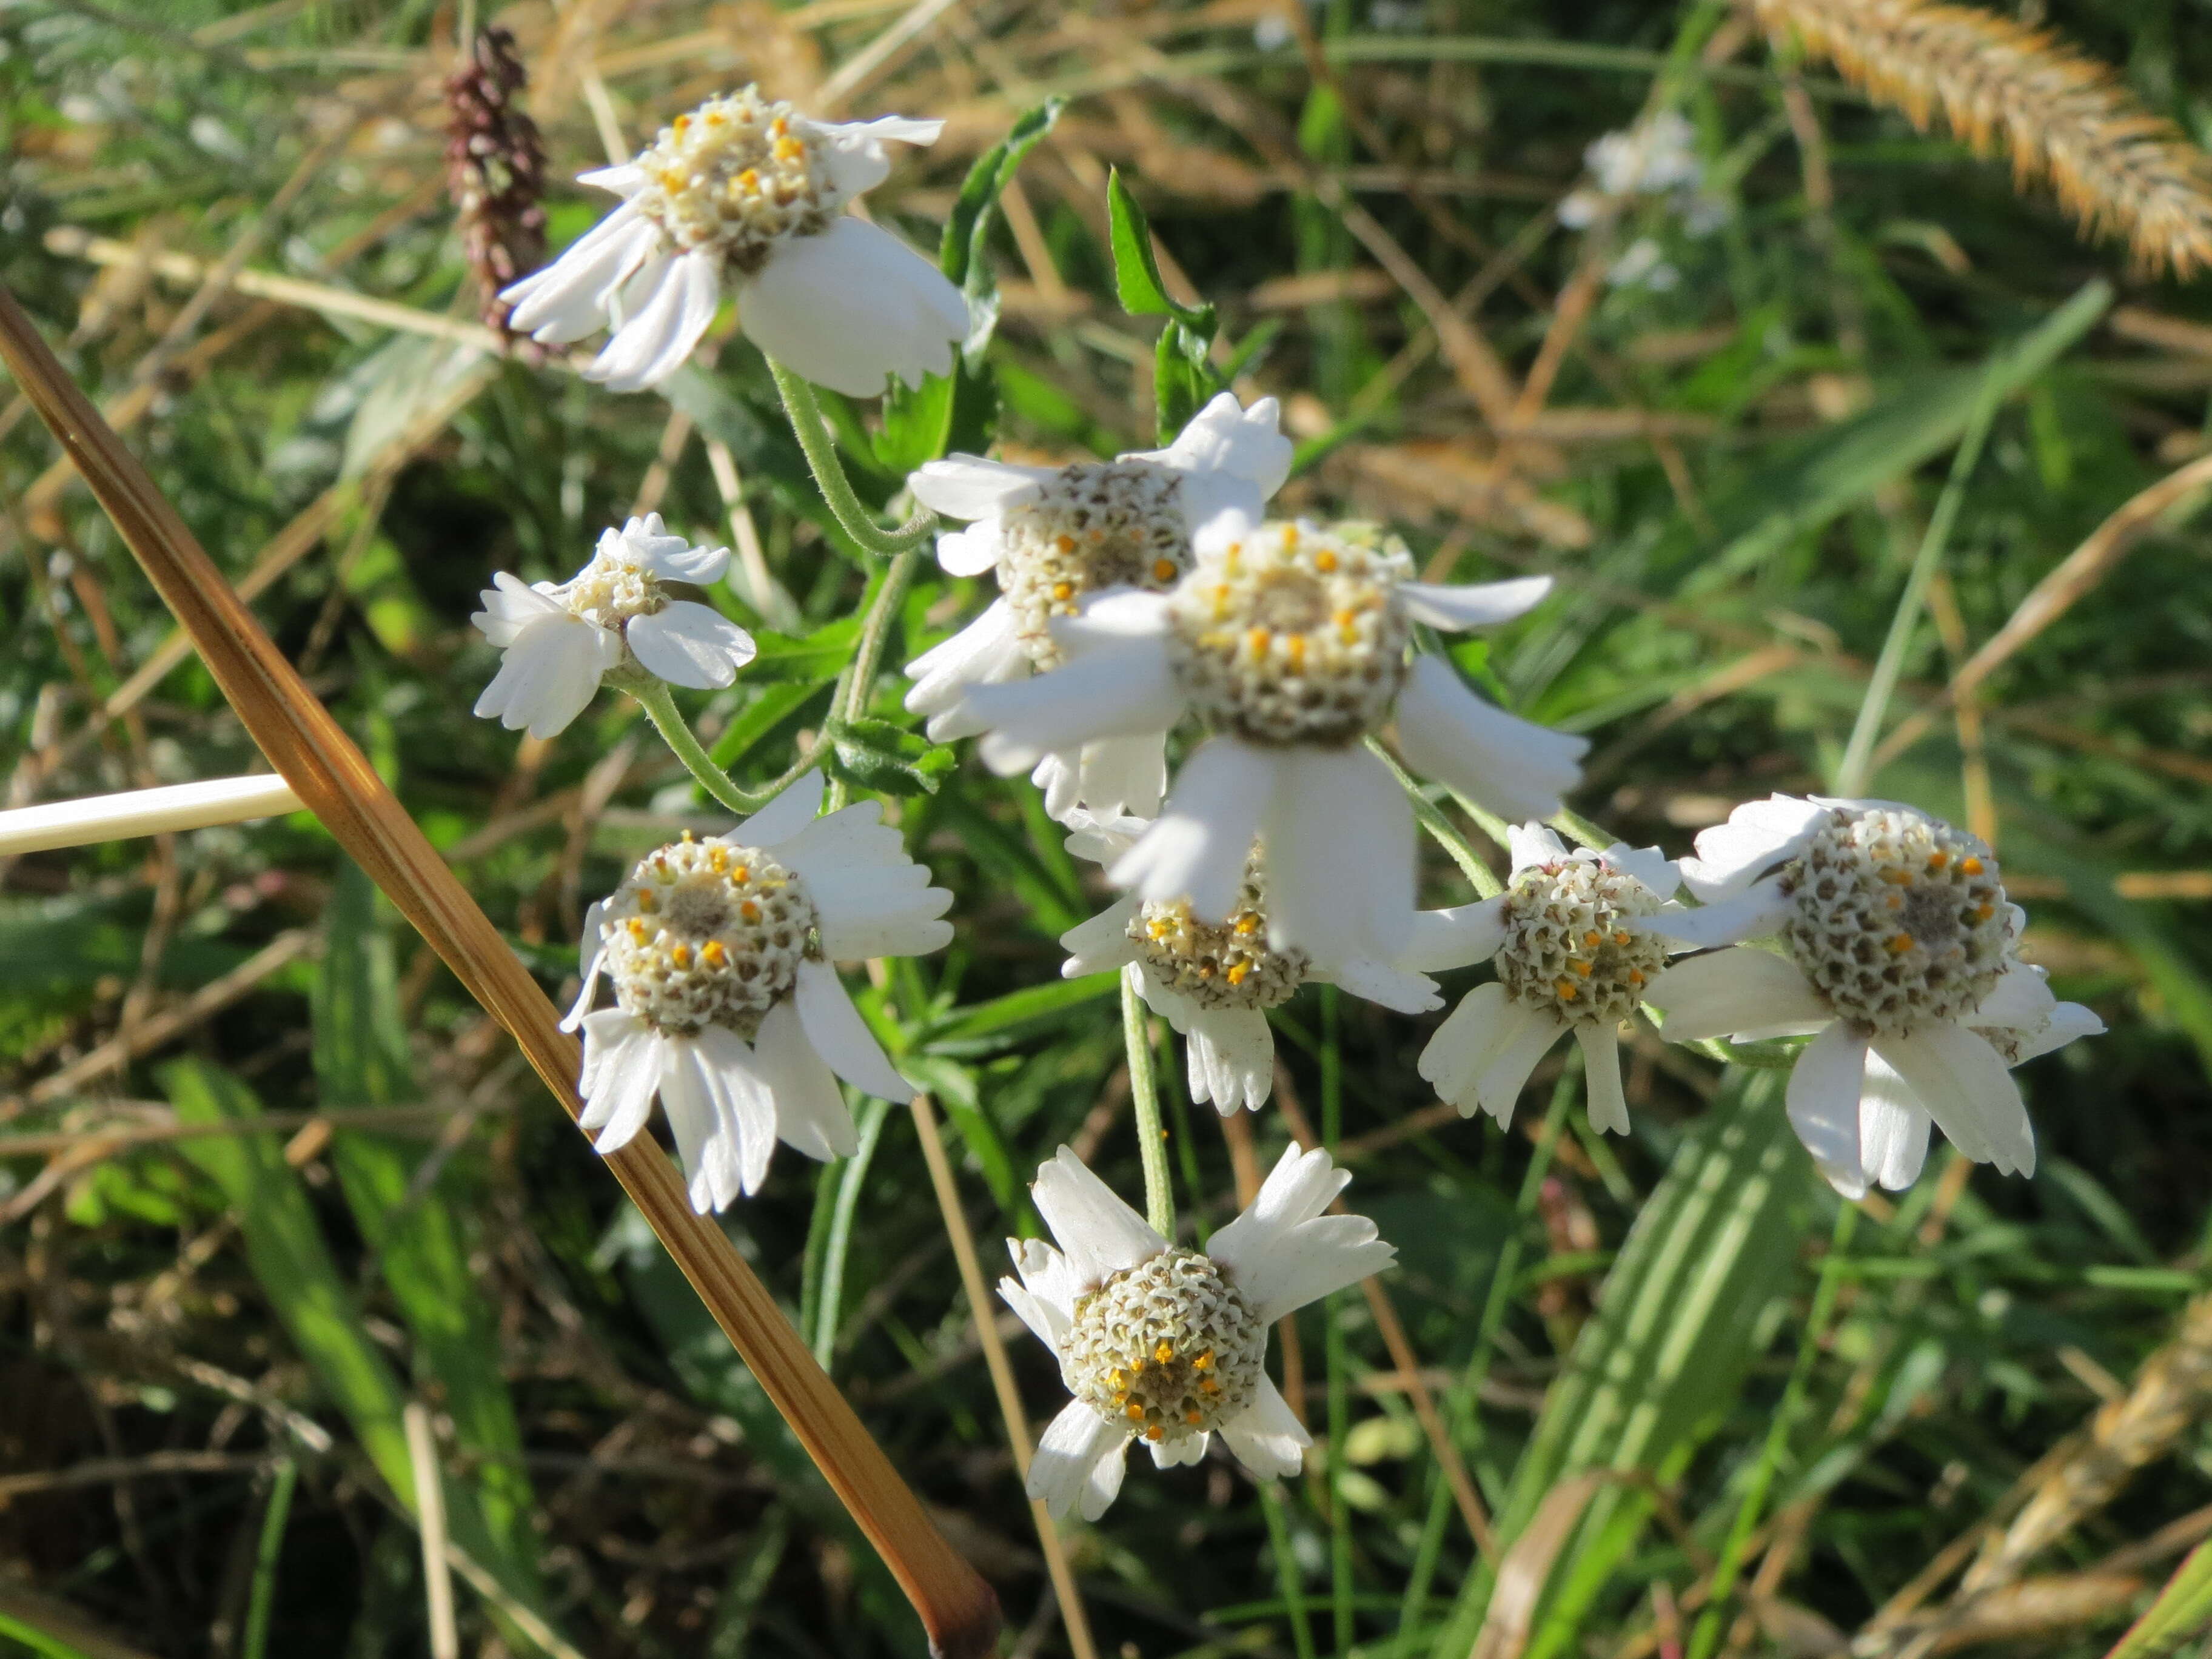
<box><xmin>459</xmin><ymin>83</ymin><xmax>2108</xmax><ymax>1528</ymax></box>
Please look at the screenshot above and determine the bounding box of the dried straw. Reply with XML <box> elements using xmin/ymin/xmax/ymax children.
<box><xmin>1749</xmin><ymin>0</ymin><xmax>2212</xmax><ymax>276</ymax></box>
<box><xmin>0</xmin><ymin>284</ymin><xmax>1000</xmax><ymax>1659</ymax></box>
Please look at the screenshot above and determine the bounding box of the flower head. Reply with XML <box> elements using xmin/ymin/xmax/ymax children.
<box><xmin>1004</xmin><ymin>1144</ymin><xmax>1392</xmax><ymax>1519</ymax></box>
<box><xmin>1056</xmin><ymin>808</ymin><xmax>1439</xmax><ymax>1114</ymax></box>
<box><xmin>472</xmin><ymin>514</ymin><xmax>754</xmax><ymax>740</ymax></box>
<box><xmin>902</xmin><ymin>394</ymin><xmax>1292</xmax><ymax>820</ymax></box>
<box><xmin>500</xmin><ymin>87</ymin><xmax>965</xmax><ymax>395</ymax></box>
<box><xmin>958</xmin><ymin>515</ymin><xmax>1585</xmax><ymax>970</ymax></box>
<box><xmin>565</xmin><ymin>771</ymin><xmax>951</xmax><ymax>1210</ymax></box>
<box><xmin>1414</xmin><ymin>825</ymin><xmax>1681</xmax><ymax>1133</ymax></box>
<box><xmin>1642</xmin><ymin>796</ymin><xmax>2102</xmax><ymax>1196</ymax></box>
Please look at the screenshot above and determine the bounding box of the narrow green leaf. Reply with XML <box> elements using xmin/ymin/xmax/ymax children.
<box><xmin>916</xmin><ymin>974</ymin><xmax>1118</xmax><ymax>1053</ymax></box>
<box><xmin>315</xmin><ymin>863</ymin><xmax>546</xmax><ymax>1601</ymax></box>
<box><xmin>1108</xmin><ymin>167</ymin><xmax>1191</xmax><ymax>323</ymax></box>
<box><xmin>708</xmin><ymin>679</ymin><xmax>831</xmax><ymax>770</ymax></box>
<box><xmin>2105</xmin><ymin>1536</ymin><xmax>2212</xmax><ymax>1659</ymax></box>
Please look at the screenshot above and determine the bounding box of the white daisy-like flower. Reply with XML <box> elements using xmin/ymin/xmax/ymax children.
<box><xmin>959</xmin><ymin>515</ymin><xmax>1586</xmax><ymax>970</ymax></box>
<box><xmin>1413</xmin><ymin>823</ymin><xmax>1683</xmax><ymax>1134</ymax></box>
<box><xmin>563</xmin><ymin>771</ymin><xmax>952</xmax><ymax>1212</ymax></box>
<box><xmin>472</xmin><ymin>514</ymin><xmax>756</xmax><ymax>740</ymax></box>
<box><xmin>1002</xmin><ymin>1143</ymin><xmax>1393</xmax><ymax>1520</ymax></box>
<box><xmin>500</xmin><ymin>87</ymin><xmax>966</xmax><ymax>395</ymax></box>
<box><xmin>1640</xmin><ymin>795</ymin><xmax>2102</xmax><ymax>1196</ymax></box>
<box><xmin>902</xmin><ymin>393</ymin><xmax>1293</xmax><ymax>821</ymax></box>
<box><xmin>1054</xmin><ymin>808</ymin><xmax>1440</xmax><ymax>1115</ymax></box>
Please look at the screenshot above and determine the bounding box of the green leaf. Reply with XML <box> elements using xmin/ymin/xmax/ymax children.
<box><xmin>707</xmin><ymin>680</ymin><xmax>831</xmax><ymax>771</ymax></box>
<box><xmin>942</xmin><ymin>96</ymin><xmax>1064</xmax><ymax>347</ymax></box>
<box><xmin>1153</xmin><ymin>318</ymin><xmax>1224</xmax><ymax>446</ymax></box>
<box><xmin>1428</xmin><ymin>1070</ymin><xmax>1816</xmax><ymax>1659</ymax></box>
<box><xmin>917</xmin><ymin>974</ymin><xmax>1119</xmax><ymax>1053</ymax></box>
<box><xmin>825</xmin><ymin>716</ymin><xmax>956</xmax><ymax>797</ymax></box>
<box><xmin>1107</xmin><ymin>167</ymin><xmax>1212</xmax><ymax>332</ymax></box>
<box><xmin>315</xmin><ymin>863</ymin><xmax>546</xmax><ymax>1604</ymax></box>
<box><xmin>2105</xmin><ymin>1536</ymin><xmax>2212</xmax><ymax>1659</ymax></box>
<box><xmin>746</xmin><ymin>617</ymin><xmax>861</xmax><ymax>682</ymax></box>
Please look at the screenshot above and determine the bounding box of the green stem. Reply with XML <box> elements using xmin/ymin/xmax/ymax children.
<box><xmin>1122</xmin><ymin>968</ymin><xmax>1175</xmax><ymax>1239</ymax></box>
<box><xmin>1833</xmin><ymin>374</ymin><xmax>2005</xmax><ymax>797</ymax></box>
<box><xmin>812</xmin><ymin>1095</ymin><xmax>893</xmax><ymax>1367</ymax></box>
<box><xmin>1262</xmin><ymin>1484</ymin><xmax>1319</xmax><ymax>1659</ymax></box>
<box><xmin>630</xmin><ymin>680</ymin><xmax>773</xmax><ymax>816</ymax></box>
<box><xmin>1549</xmin><ymin>805</ymin><xmax>1613</xmax><ymax>853</ymax></box>
<box><xmin>824</xmin><ymin>545</ymin><xmax>922</xmax><ymax>813</ymax></box>
<box><xmin>766</xmin><ymin>358</ymin><xmax>936</xmax><ymax>558</ymax></box>
<box><xmin>1321</xmin><ymin>987</ymin><xmax>1355</xmax><ymax>1652</ymax></box>
<box><xmin>1372</xmin><ymin>739</ymin><xmax>1502</xmax><ymax>899</ymax></box>
<box><xmin>241</xmin><ymin>1458</ymin><xmax>298</xmax><ymax>1659</ymax></box>
<box><xmin>1686</xmin><ymin>1202</ymin><xmax>1858</xmax><ymax>1659</ymax></box>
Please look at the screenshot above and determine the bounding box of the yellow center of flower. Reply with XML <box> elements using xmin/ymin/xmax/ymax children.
<box><xmin>1496</xmin><ymin>857</ymin><xmax>1668</xmax><ymax>1026</ymax></box>
<box><xmin>1066</xmin><ymin>1250</ymin><xmax>1266</xmax><ymax>1446</ymax></box>
<box><xmin>997</xmin><ymin>463</ymin><xmax>1190</xmax><ymax>669</ymax></box>
<box><xmin>629</xmin><ymin>88</ymin><xmax>831</xmax><ymax>273</ymax></box>
<box><xmin>602</xmin><ymin>835</ymin><xmax>818</xmax><ymax>1037</ymax></box>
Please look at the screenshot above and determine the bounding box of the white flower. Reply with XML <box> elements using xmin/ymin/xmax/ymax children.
<box><xmin>1558</xmin><ymin>110</ymin><xmax>1729</xmax><ymax>239</ymax></box>
<box><xmin>1640</xmin><ymin>796</ymin><xmax>2102</xmax><ymax>1196</ymax></box>
<box><xmin>500</xmin><ymin>88</ymin><xmax>966</xmax><ymax>395</ymax></box>
<box><xmin>472</xmin><ymin>514</ymin><xmax>755</xmax><ymax>740</ymax></box>
<box><xmin>565</xmin><ymin>771</ymin><xmax>953</xmax><ymax>1211</ymax></box>
<box><xmin>902</xmin><ymin>394</ymin><xmax>1293</xmax><ymax>821</ymax></box>
<box><xmin>1055</xmin><ymin>808</ymin><xmax>1439</xmax><ymax>1115</ymax></box>
<box><xmin>1003</xmin><ymin>1143</ymin><xmax>1393</xmax><ymax>1519</ymax></box>
<box><xmin>1413</xmin><ymin>825</ymin><xmax>1682</xmax><ymax>1133</ymax></box>
<box><xmin>958</xmin><ymin>516</ymin><xmax>1585</xmax><ymax>970</ymax></box>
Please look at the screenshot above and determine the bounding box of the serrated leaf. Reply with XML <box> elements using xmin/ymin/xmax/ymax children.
<box><xmin>826</xmin><ymin>716</ymin><xmax>956</xmax><ymax>797</ymax></box>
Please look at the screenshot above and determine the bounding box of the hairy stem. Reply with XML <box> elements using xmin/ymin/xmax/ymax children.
<box><xmin>628</xmin><ymin>680</ymin><xmax>771</xmax><ymax>816</ymax></box>
<box><xmin>1122</xmin><ymin>966</ymin><xmax>1175</xmax><ymax>1239</ymax></box>
<box><xmin>767</xmin><ymin>357</ymin><xmax>936</xmax><ymax>558</ymax></box>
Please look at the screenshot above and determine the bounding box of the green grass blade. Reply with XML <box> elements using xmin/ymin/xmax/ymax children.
<box><xmin>313</xmin><ymin>863</ymin><xmax>545</xmax><ymax>1597</ymax></box>
<box><xmin>1429</xmin><ymin>1069</ymin><xmax>1815</xmax><ymax>1659</ymax></box>
<box><xmin>2104</xmin><ymin>1535</ymin><xmax>2212</xmax><ymax>1659</ymax></box>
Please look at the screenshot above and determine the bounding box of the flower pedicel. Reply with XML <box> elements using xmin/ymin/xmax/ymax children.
<box><xmin>471</xmin><ymin>513</ymin><xmax>756</xmax><ymax>740</ymax></box>
<box><xmin>565</xmin><ymin>771</ymin><xmax>951</xmax><ymax>1212</ymax></box>
<box><xmin>903</xmin><ymin>392</ymin><xmax>1293</xmax><ymax>820</ymax></box>
<box><xmin>1641</xmin><ymin>796</ymin><xmax>2102</xmax><ymax>1196</ymax></box>
<box><xmin>1002</xmin><ymin>1144</ymin><xmax>1392</xmax><ymax>1520</ymax></box>
<box><xmin>500</xmin><ymin>86</ymin><xmax>967</xmax><ymax>395</ymax></box>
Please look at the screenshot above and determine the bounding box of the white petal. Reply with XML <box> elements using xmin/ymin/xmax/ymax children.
<box><xmin>1264</xmin><ymin>745</ymin><xmax>1414</xmax><ymax>963</ymax></box>
<box><xmin>1065</xmin><ymin>734</ymin><xmax>1169</xmax><ymax>823</ymax></box>
<box><xmin>1474</xmin><ymin>1004</ymin><xmax>1569</xmax><ymax>1125</ymax></box>
<box><xmin>1030</xmin><ymin>1145</ymin><xmax>1168</xmax><ymax>1287</ymax></box>
<box><xmin>1603</xmin><ymin>843</ymin><xmax>1681</xmax><ymax>900</ymax></box>
<box><xmin>632</xmin><ymin>534</ymin><xmax>730</xmax><ymax>586</ymax></box>
<box><xmin>502</xmin><ymin>208</ymin><xmax>655</xmax><ymax>342</ymax></box>
<box><xmin>1679</xmin><ymin>795</ymin><xmax>1829</xmax><ymax>902</ymax></box>
<box><xmin>1219</xmin><ymin>1373</ymin><xmax>1311</xmax><ymax>1481</ymax></box>
<box><xmin>908</xmin><ymin>455</ymin><xmax>1053</xmax><ymax>522</ymax></box>
<box><xmin>2005</xmin><ymin>1002</ymin><xmax>2106</xmax><ymax>1065</ymax></box>
<box><xmin>474</xmin><ymin>613</ymin><xmax>613</xmax><ymax>739</ymax></box>
<box><xmin>1187</xmin><ymin>1007</ymin><xmax>1275</xmax><ymax>1114</ymax></box>
<box><xmin>628</xmin><ymin>602</ymin><xmax>757</xmax><ymax>690</ymax></box>
<box><xmin>1860</xmin><ymin>1052</ymin><xmax>1932</xmax><ymax>1193</ymax></box>
<box><xmin>1965</xmin><ymin>960</ymin><xmax>2059</xmax><ymax>1030</ymax></box>
<box><xmin>1636</xmin><ymin>874</ymin><xmax>1793</xmax><ymax>950</ymax></box>
<box><xmin>586</xmin><ymin>251</ymin><xmax>721</xmax><ymax>393</ymax></box>
<box><xmin>693</xmin><ymin>1024</ymin><xmax>779</xmax><ymax>1196</ymax></box>
<box><xmin>726</xmin><ymin>770</ymin><xmax>826</xmax><ymax>849</ymax></box>
<box><xmin>738</xmin><ymin>218</ymin><xmax>966</xmax><ymax>397</ymax></box>
<box><xmin>1402</xmin><ymin>898</ymin><xmax>1509</xmax><ymax>973</ymax></box>
<box><xmin>793</xmin><ymin>959</ymin><xmax>911</xmax><ymax>1102</ymax></box>
<box><xmin>1417</xmin><ymin>982</ymin><xmax>1516</xmax><ymax>1110</ymax></box>
<box><xmin>1061</xmin><ymin>896</ymin><xmax>1145</xmax><ymax>979</ymax></box>
<box><xmin>1509</xmin><ymin>821</ymin><xmax>1570</xmax><ymax>874</ymax></box>
<box><xmin>1083</xmin><ymin>1438</ymin><xmax>1130</xmax><ymax>1518</ymax></box>
<box><xmin>775</xmin><ymin>798</ymin><xmax>910</xmax><ymax>876</ymax></box>
<box><xmin>1397</xmin><ymin>575</ymin><xmax>1554</xmax><ymax>632</ymax></box>
<box><xmin>968</xmin><ymin>636</ymin><xmax>1183</xmax><ymax>776</ymax></box>
<box><xmin>1109</xmin><ymin>737</ymin><xmax>1274</xmax><ymax>920</ymax></box>
<box><xmin>815</xmin><ymin>879</ymin><xmax>954</xmax><ymax>961</ymax></box>
<box><xmin>1787</xmin><ymin>1022</ymin><xmax>1869</xmax><ymax>1196</ymax></box>
<box><xmin>1393</xmin><ymin>655</ymin><xmax>1587</xmax><ymax>823</ymax></box>
<box><xmin>1328</xmin><ymin>955</ymin><xmax>1441</xmax><ymax>1015</ymax></box>
<box><xmin>750</xmin><ymin>997</ymin><xmax>858</xmax><ymax>1162</ymax></box>
<box><xmin>1008</xmin><ymin>1235</ymin><xmax>1083</xmax><ymax>1333</ymax></box>
<box><xmin>1028</xmin><ymin>1401</ymin><xmax>1128</xmax><ymax>1521</ymax></box>
<box><xmin>1133</xmin><ymin>392</ymin><xmax>1293</xmax><ymax>502</ymax></box>
<box><xmin>1872</xmin><ymin>1024</ymin><xmax>2034</xmax><ymax>1176</ymax></box>
<box><xmin>471</xmin><ymin>571</ymin><xmax>562</xmax><ymax>647</ymax></box>
<box><xmin>1577</xmin><ymin>1024</ymin><xmax>1631</xmax><ymax>1134</ymax></box>
<box><xmin>1644</xmin><ymin>947</ymin><xmax>1829</xmax><ymax>1042</ymax></box>
<box><xmin>905</xmin><ymin>601</ymin><xmax>1028</xmax><ymax>733</ymax></box>
<box><xmin>933</xmin><ymin>523</ymin><xmax>1004</xmax><ymax>577</ymax></box>
<box><xmin>575</xmin><ymin>163</ymin><xmax>646</xmax><ymax>195</ymax></box>
<box><xmin>1061</xmin><ymin>810</ymin><xmax>1148</xmax><ymax>868</ymax></box>
<box><xmin>810</xmin><ymin>113</ymin><xmax>943</xmax><ymax>202</ymax></box>
<box><xmin>1208</xmin><ymin>1145</ymin><xmax>1393</xmax><ymax>1324</ymax></box>
<box><xmin>658</xmin><ymin>1037</ymin><xmax>725</xmax><ymax>1213</ymax></box>
<box><xmin>579</xmin><ymin>1013</ymin><xmax>661</xmax><ymax>1152</ymax></box>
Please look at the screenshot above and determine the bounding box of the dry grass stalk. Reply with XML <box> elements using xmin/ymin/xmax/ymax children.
<box><xmin>0</xmin><ymin>284</ymin><xmax>1001</xmax><ymax>1659</ymax></box>
<box><xmin>1747</xmin><ymin>0</ymin><xmax>2212</xmax><ymax>275</ymax></box>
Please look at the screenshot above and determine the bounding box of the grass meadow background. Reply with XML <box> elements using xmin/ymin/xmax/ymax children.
<box><xmin>6</xmin><ymin>1</ymin><xmax>2212</xmax><ymax>1656</ymax></box>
